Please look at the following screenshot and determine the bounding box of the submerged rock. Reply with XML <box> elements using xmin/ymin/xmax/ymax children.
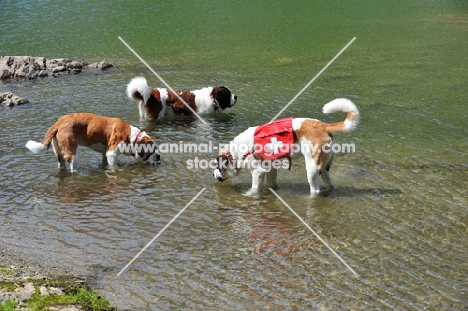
<box><xmin>0</xmin><ymin>92</ymin><xmax>29</xmax><ymax>107</ymax></box>
<box><xmin>0</xmin><ymin>56</ymin><xmax>114</xmax><ymax>80</ymax></box>
<box><xmin>86</xmin><ymin>60</ymin><xmax>113</xmax><ymax>71</ymax></box>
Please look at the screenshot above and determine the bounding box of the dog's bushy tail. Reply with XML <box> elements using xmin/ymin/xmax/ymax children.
<box><xmin>25</xmin><ymin>123</ymin><xmax>58</xmax><ymax>154</ymax></box>
<box><xmin>127</xmin><ymin>76</ymin><xmax>150</xmax><ymax>104</ymax></box>
<box><xmin>322</xmin><ymin>98</ymin><xmax>359</xmax><ymax>133</ymax></box>
<box><xmin>26</xmin><ymin>140</ymin><xmax>48</xmax><ymax>153</ymax></box>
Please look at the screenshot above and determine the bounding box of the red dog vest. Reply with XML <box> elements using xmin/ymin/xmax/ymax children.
<box><xmin>253</xmin><ymin>117</ymin><xmax>294</xmax><ymax>160</ymax></box>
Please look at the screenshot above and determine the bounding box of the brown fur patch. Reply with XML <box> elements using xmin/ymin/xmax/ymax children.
<box><xmin>167</xmin><ymin>90</ymin><xmax>197</xmax><ymax>114</ymax></box>
<box><xmin>294</xmin><ymin>119</ymin><xmax>337</xmax><ymax>168</ymax></box>
<box><xmin>42</xmin><ymin>113</ymin><xmax>132</xmax><ymax>163</ymax></box>
<box><xmin>146</xmin><ymin>89</ymin><xmax>164</xmax><ymax>121</ymax></box>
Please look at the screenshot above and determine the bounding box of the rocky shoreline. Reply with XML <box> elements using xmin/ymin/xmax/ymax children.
<box><xmin>0</xmin><ymin>56</ymin><xmax>113</xmax><ymax>81</ymax></box>
<box><xmin>0</xmin><ymin>56</ymin><xmax>114</xmax><ymax>107</ymax></box>
<box><xmin>0</xmin><ymin>243</ymin><xmax>84</xmax><ymax>310</ymax></box>
<box><xmin>0</xmin><ymin>239</ymin><xmax>118</xmax><ymax>310</ymax></box>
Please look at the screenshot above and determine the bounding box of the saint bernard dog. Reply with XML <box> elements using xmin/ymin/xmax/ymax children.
<box><xmin>25</xmin><ymin>112</ymin><xmax>160</xmax><ymax>171</ymax></box>
<box><xmin>213</xmin><ymin>98</ymin><xmax>359</xmax><ymax>196</ymax></box>
<box><xmin>126</xmin><ymin>76</ymin><xmax>237</xmax><ymax>121</ymax></box>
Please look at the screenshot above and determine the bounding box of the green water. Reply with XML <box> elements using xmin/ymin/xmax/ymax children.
<box><xmin>1</xmin><ymin>1</ymin><xmax>467</xmax><ymax>310</ymax></box>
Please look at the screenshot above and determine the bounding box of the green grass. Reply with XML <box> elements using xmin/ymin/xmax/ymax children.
<box><xmin>0</xmin><ymin>280</ymin><xmax>118</xmax><ymax>311</ymax></box>
<box><xmin>0</xmin><ymin>300</ymin><xmax>16</xmax><ymax>311</ymax></box>
<box><xmin>0</xmin><ymin>268</ymin><xmax>13</xmax><ymax>276</ymax></box>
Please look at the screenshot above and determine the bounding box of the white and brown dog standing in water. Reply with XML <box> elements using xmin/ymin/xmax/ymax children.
<box><xmin>126</xmin><ymin>76</ymin><xmax>237</xmax><ymax>121</ymax></box>
<box><xmin>26</xmin><ymin>112</ymin><xmax>160</xmax><ymax>171</ymax></box>
<box><xmin>213</xmin><ymin>98</ymin><xmax>359</xmax><ymax>196</ymax></box>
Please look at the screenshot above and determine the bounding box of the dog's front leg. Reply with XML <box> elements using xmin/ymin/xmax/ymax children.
<box><xmin>248</xmin><ymin>167</ymin><xmax>265</xmax><ymax>195</ymax></box>
<box><xmin>101</xmin><ymin>153</ymin><xmax>108</xmax><ymax>165</ymax></box>
<box><xmin>106</xmin><ymin>150</ymin><xmax>118</xmax><ymax>171</ymax></box>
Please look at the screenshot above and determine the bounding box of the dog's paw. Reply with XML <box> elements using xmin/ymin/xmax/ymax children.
<box><xmin>244</xmin><ymin>188</ymin><xmax>261</xmax><ymax>197</ymax></box>
<box><xmin>320</xmin><ymin>186</ymin><xmax>334</xmax><ymax>193</ymax></box>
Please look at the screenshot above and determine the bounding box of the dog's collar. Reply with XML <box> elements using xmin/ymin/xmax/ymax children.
<box><xmin>131</xmin><ymin>131</ymin><xmax>145</xmax><ymax>156</ymax></box>
<box><xmin>210</xmin><ymin>93</ymin><xmax>219</xmax><ymax>112</ymax></box>
<box><xmin>225</xmin><ymin>144</ymin><xmax>235</xmax><ymax>165</ymax></box>
<box><xmin>224</xmin><ymin>145</ymin><xmax>254</xmax><ymax>169</ymax></box>
<box><xmin>135</xmin><ymin>132</ymin><xmax>145</xmax><ymax>143</ymax></box>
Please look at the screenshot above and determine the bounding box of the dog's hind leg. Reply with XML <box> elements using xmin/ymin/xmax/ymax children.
<box><xmin>57</xmin><ymin>135</ymin><xmax>78</xmax><ymax>172</ymax></box>
<box><xmin>139</xmin><ymin>101</ymin><xmax>146</xmax><ymax>119</ymax></box>
<box><xmin>266</xmin><ymin>168</ymin><xmax>278</xmax><ymax>189</ymax></box>
<box><xmin>51</xmin><ymin>138</ymin><xmax>66</xmax><ymax>169</ymax></box>
<box><xmin>319</xmin><ymin>152</ymin><xmax>335</xmax><ymax>192</ymax></box>
<box><xmin>320</xmin><ymin>167</ymin><xmax>334</xmax><ymax>192</ymax></box>
<box><xmin>69</xmin><ymin>152</ymin><xmax>79</xmax><ymax>172</ymax></box>
<box><xmin>305</xmin><ymin>156</ymin><xmax>321</xmax><ymax>195</ymax></box>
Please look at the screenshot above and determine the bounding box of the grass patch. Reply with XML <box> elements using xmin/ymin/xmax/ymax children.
<box><xmin>0</xmin><ymin>300</ymin><xmax>16</xmax><ymax>311</ymax></box>
<box><xmin>0</xmin><ymin>268</ymin><xmax>13</xmax><ymax>276</ymax></box>
<box><xmin>0</xmin><ymin>279</ymin><xmax>118</xmax><ymax>311</ymax></box>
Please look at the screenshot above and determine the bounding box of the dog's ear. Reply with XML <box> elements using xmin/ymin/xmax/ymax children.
<box><xmin>212</xmin><ymin>86</ymin><xmax>232</xmax><ymax>110</ymax></box>
<box><xmin>136</xmin><ymin>141</ymin><xmax>156</xmax><ymax>161</ymax></box>
<box><xmin>216</xmin><ymin>155</ymin><xmax>229</xmax><ymax>173</ymax></box>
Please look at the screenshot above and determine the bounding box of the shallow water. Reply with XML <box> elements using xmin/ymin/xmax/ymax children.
<box><xmin>1</xmin><ymin>1</ymin><xmax>467</xmax><ymax>310</ymax></box>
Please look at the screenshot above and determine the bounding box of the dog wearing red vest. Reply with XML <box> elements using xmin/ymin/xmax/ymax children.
<box><xmin>26</xmin><ymin>113</ymin><xmax>160</xmax><ymax>171</ymax></box>
<box><xmin>213</xmin><ymin>98</ymin><xmax>359</xmax><ymax>195</ymax></box>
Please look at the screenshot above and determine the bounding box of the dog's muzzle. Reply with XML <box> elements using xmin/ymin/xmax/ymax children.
<box><xmin>146</xmin><ymin>152</ymin><xmax>161</xmax><ymax>165</ymax></box>
<box><xmin>231</xmin><ymin>95</ymin><xmax>237</xmax><ymax>107</ymax></box>
<box><xmin>213</xmin><ymin>169</ymin><xmax>226</xmax><ymax>181</ymax></box>
<box><xmin>214</xmin><ymin>155</ymin><xmax>229</xmax><ymax>181</ymax></box>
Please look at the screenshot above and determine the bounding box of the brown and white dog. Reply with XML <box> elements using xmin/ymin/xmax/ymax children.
<box><xmin>213</xmin><ymin>99</ymin><xmax>359</xmax><ymax>196</ymax></box>
<box><xmin>26</xmin><ymin>112</ymin><xmax>160</xmax><ymax>171</ymax></box>
<box><xmin>126</xmin><ymin>76</ymin><xmax>237</xmax><ymax>121</ymax></box>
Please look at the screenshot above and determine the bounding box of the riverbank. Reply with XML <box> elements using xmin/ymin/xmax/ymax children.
<box><xmin>0</xmin><ymin>56</ymin><xmax>113</xmax><ymax>81</ymax></box>
<box><xmin>0</xmin><ymin>244</ymin><xmax>117</xmax><ymax>311</ymax></box>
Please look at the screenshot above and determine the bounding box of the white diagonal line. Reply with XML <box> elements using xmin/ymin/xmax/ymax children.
<box><xmin>118</xmin><ymin>36</ymin><xmax>208</xmax><ymax>125</ymax></box>
<box><xmin>117</xmin><ymin>188</ymin><xmax>206</xmax><ymax>276</ymax></box>
<box><xmin>269</xmin><ymin>37</ymin><xmax>356</xmax><ymax>123</ymax></box>
<box><xmin>269</xmin><ymin>188</ymin><xmax>358</xmax><ymax>276</ymax></box>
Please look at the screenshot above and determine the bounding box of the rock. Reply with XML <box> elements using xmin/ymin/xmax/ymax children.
<box><xmin>86</xmin><ymin>60</ymin><xmax>113</xmax><ymax>71</ymax></box>
<box><xmin>0</xmin><ymin>92</ymin><xmax>30</xmax><ymax>107</ymax></box>
<box><xmin>48</xmin><ymin>287</ymin><xmax>64</xmax><ymax>295</ymax></box>
<box><xmin>14</xmin><ymin>282</ymin><xmax>35</xmax><ymax>301</ymax></box>
<box><xmin>0</xmin><ymin>56</ymin><xmax>114</xmax><ymax>80</ymax></box>
<box><xmin>52</xmin><ymin>66</ymin><xmax>66</xmax><ymax>73</ymax></box>
<box><xmin>39</xmin><ymin>286</ymin><xmax>49</xmax><ymax>296</ymax></box>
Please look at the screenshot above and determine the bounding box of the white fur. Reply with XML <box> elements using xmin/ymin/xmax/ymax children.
<box><xmin>127</xmin><ymin>77</ymin><xmax>151</xmax><ymax>119</ymax></box>
<box><xmin>127</xmin><ymin>77</ymin><xmax>151</xmax><ymax>104</ymax></box>
<box><xmin>323</xmin><ymin>98</ymin><xmax>359</xmax><ymax>132</ymax></box>
<box><xmin>25</xmin><ymin>140</ymin><xmax>47</xmax><ymax>153</ymax></box>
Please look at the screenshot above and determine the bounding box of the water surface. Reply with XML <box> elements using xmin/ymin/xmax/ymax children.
<box><xmin>1</xmin><ymin>1</ymin><xmax>467</xmax><ymax>310</ymax></box>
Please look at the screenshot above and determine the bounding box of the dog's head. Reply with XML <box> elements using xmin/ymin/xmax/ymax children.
<box><xmin>134</xmin><ymin>132</ymin><xmax>160</xmax><ymax>164</ymax></box>
<box><xmin>211</xmin><ymin>86</ymin><xmax>237</xmax><ymax>110</ymax></box>
<box><xmin>213</xmin><ymin>146</ymin><xmax>239</xmax><ymax>182</ymax></box>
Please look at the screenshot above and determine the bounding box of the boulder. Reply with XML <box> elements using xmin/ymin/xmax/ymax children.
<box><xmin>0</xmin><ymin>92</ymin><xmax>30</xmax><ymax>107</ymax></box>
<box><xmin>86</xmin><ymin>60</ymin><xmax>113</xmax><ymax>71</ymax></box>
<box><xmin>0</xmin><ymin>56</ymin><xmax>113</xmax><ymax>80</ymax></box>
